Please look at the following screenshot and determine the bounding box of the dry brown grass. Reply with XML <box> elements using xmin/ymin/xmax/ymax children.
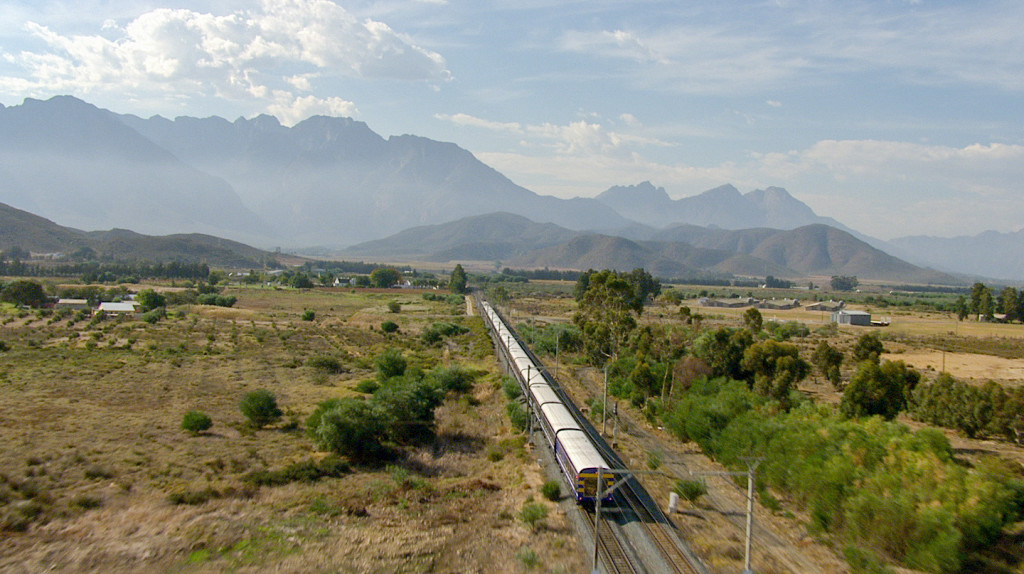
<box><xmin>0</xmin><ymin>286</ymin><xmax>583</xmax><ymax>573</ymax></box>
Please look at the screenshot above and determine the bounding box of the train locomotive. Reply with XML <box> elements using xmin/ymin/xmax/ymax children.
<box><xmin>481</xmin><ymin>301</ymin><xmax>614</xmax><ymax>504</ymax></box>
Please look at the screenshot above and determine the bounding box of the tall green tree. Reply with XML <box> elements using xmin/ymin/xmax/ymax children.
<box><xmin>812</xmin><ymin>340</ymin><xmax>844</xmax><ymax>389</ymax></box>
<box><xmin>448</xmin><ymin>264</ymin><xmax>468</xmax><ymax>294</ymax></box>
<box><xmin>852</xmin><ymin>332</ymin><xmax>885</xmax><ymax>364</ymax></box>
<box><xmin>743</xmin><ymin>307</ymin><xmax>763</xmax><ymax>334</ymax></box>
<box><xmin>369</xmin><ymin>267</ymin><xmax>402</xmax><ymax>288</ymax></box>
<box><xmin>999</xmin><ymin>287</ymin><xmax>1019</xmax><ymax>322</ymax></box>
<box><xmin>841</xmin><ymin>360</ymin><xmax>920</xmax><ymax>420</ymax></box>
<box><xmin>970</xmin><ymin>282</ymin><xmax>990</xmax><ymax>318</ymax></box>
<box><xmin>0</xmin><ymin>279</ymin><xmax>47</xmax><ymax>308</ymax></box>
<box><xmin>691</xmin><ymin>327</ymin><xmax>754</xmax><ymax>381</ymax></box>
<box><xmin>954</xmin><ymin>295</ymin><xmax>969</xmax><ymax>321</ymax></box>
<box><xmin>741</xmin><ymin>339</ymin><xmax>809</xmax><ymax>408</ymax></box>
<box><xmin>573</xmin><ymin>270</ymin><xmax>641</xmax><ymax>364</ymax></box>
<box><xmin>135</xmin><ymin>289</ymin><xmax>166</xmax><ymax>312</ymax></box>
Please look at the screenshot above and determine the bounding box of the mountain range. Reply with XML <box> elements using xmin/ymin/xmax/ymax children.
<box><xmin>0</xmin><ymin>201</ymin><xmax>278</xmax><ymax>268</ymax></box>
<box><xmin>345</xmin><ymin>212</ymin><xmax>956</xmax><ymax>284</ymax></box>
<box><xmin>0</xmin><ymin>95</ymin><xmax>1017</xmax><ymax>281</ymax></box>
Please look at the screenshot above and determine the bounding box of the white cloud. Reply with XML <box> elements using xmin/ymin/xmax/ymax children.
<box><xmin>267</xmin><ymin>92</ymin><xmax>357</xmax><ymax>126</ymax></box>
<box><xmin>0</xmin><ymin>0</ymin><xmax>449</xmax><ymax>118</ymax></box>
<box><xmin>434</xmin><ymin>112</ymin><xmax>522</xmax><ymax>133</ymax></box>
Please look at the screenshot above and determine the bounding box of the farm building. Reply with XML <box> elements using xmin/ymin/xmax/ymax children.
<box><xmin>806</xmin><ymin>300</ymin><xmax>844</xmax><ymax>312</ymax></box>
<box><xmin>699</xmin><ymin>297</ymin><xmax>758</xmax><ymax>308</ymax></box>
<box><xmin>832</xmin><ymin>309</ymin><xmax>871</xmax><ymax>326</ymax></box>
<box><xmin>98</xmin><ymin>302</ymin><xmax>139</xmax><ymax>315</ymax></box>
<box><xmin>758</xmin><ymin>298</ymin><xmax>801</xmax><ymax>310</ymax></box>
<box><xmin>56</xmin><ymin>298</ymin><xmax>90</xmax><ymax>311</ymax></box>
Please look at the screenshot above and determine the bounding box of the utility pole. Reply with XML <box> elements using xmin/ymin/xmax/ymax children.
<box><xmin>592</xmin><ymin>467</ymin><xmax>603</xmax><ymax>573</ymax></box>
<box><xmin>742</xmin><ymin>458</ymin><xmax>763</xmax><ymax>574</ymax></box>
<box><xmin>602</xmin><ymin>363</ymin><xmax>609</xmax><ymax>435</ymax></box>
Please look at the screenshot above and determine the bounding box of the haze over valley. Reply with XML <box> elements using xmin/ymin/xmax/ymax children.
<box><xmin>1</xmin><ymin>95</ymin><xmax>1019</xmax><ymax>282</ymax></box>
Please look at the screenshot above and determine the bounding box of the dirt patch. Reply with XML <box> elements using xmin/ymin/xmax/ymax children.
<box><xmin>884</xmin><ymin>350</ymin><xmax>1024</xmax><ymax>384</ymax></box>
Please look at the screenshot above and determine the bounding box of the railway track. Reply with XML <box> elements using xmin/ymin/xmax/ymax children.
<box><xmin>621</xmin><ymin>482</ymin><xmax>701</xmax><ymax>574</ymax></box>
<box><xmin>582</xmin><ymin>506</ymin><xmax>640</xmax><ymax>574</ymax></box>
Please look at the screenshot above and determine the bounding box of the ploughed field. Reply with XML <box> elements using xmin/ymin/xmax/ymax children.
<box><xmin>0</xmin><ymin>286</ymin><xmax>585</xmax><ymax>573</ymax></box>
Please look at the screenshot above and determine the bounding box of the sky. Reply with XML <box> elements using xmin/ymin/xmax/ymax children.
<box><xmin>1</xmin><ymin>0</ymin><xmax>1022</xmax><ymax>240</ymax></box>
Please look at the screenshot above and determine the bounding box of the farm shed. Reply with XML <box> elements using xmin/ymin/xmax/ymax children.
<box><xmin>832</xmin><ymin>309</ymin><xmax>871</xmax><ymax>326</ymax></box>
<box><xmin>98</xmin><ymin>302</ymin><xmax>139</xmax><ymax>315</ymax></box>
<box><xmin>806</xmin><ymin>300</ymin><xmax>844</xmax><ymax>312</ymax></box>
<box><xmin>56</xmin><ymin>298</ymin><xmax>90</xmax><ymax>311</ymax></box>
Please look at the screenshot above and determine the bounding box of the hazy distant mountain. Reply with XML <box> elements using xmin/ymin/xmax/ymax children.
<box><xmin>346</xmin><ymin>212</ymin><xmax>956</xmax><ymax>284</ymax></box>
<box><xmin>510</xmin><ymin>234</ymin><xmax>790</xmax><ymax>279</ymax></box>
<box><xmin>0</xmin><ymin>96</ymin><xmax>270</xmax><ymax>245</ymax></box>
<box><xmin>344</xmin><ymin>212</ymin><xmax>578</xmax><ymax>261</ymax></box>
<box><xmin>0</xmin><ymin>201</ymin><xmax>275</xmax><ymax>268</ymax></box>
<box><xmin>595</xmin><ymin>181</ymin><xmax>853</xmax><ymax>232</ymax></box>
<box><xmin>652</xmin><ymin>223</ymin><xmax>956</xmax><ymax>283</ymax></box>
<box><xmin>0</xmin><ymin>96</ymin><xmax>628</xmax><ymax>249</ymax></box>
<box><xmin>889</xmin><ymin>229</ymin><xmax>1024</xmax><ymax>281</ymax></box>
<box><xmin>121</xmin><ymin>107</ymin><xmax>628</xmax><ymax>247</ymax></box>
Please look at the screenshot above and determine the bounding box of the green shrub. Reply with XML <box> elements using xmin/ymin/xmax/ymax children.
<box><xmin>354</xmin><ymin>379</ymin><xmax>379</xmax><ymax>394</ymax></box>
<box><xmin>515</xmin><ymin>546</ymin><xmax>540</xmax><ymax>570</ymax></box>
<box><xmin>141</xmin><ymin>307</ymin><xmax>166</xmax><ymax>324</ymax></box>
<box><xmin>387</xmin><ymin>301</ymin><xmax>401</xmax><ymax>313</ymax></box>
<box><xmin>239</xmin><ymin>389</ymin><xmax>283</xmax><ymax>428</ymax></box>
<box><xmin>673</xmin><ymin>479</ymin><xmax>707</xmax><ymax>503</ymax></box>
<box><xmin>507</xmin><ymin>402</ymin><xmax>528</xmax><ymax>432</ymax></box>
<box><xmin>181</xmin><ymin>411</ymin><xmax>213</xmax><ymax>435</ymax></box>
<box><xmin>502</xmin><ymin>376</ymin><xmax>522</xmax><ymax>400</ymax></box>
<box><xmin>541</xmin><ymin>480</ymin><xmax>561</xmax><ymax>502</ymax></box>
<box><xmin>430</xmin><ymin>365</ymin><xmax>475</xmax><ymax>394</ymax></box>
<box><xmin>380</xmin><ymin>320</ymin><xmax>399</xmax><ymax>333</ymax></box>
<box><xmin>242</xmin><ymin>457</ymin><xmax>349</xmax><ymax>486</ymax></box>
<box><xmin>301</xmin><ymin>309</ymin><xmax>315</xmax><ymax>321</ymax></box>
<box><xmin>312</xmin><ymin>398</ymin><xmax>389</xmax><ymax>463</ymax></box>
<box><xmin>518</xmin><ymin>502</ymin><xmax>548</xmax><ymax>531</ymax></box>
<box><xmin>196</xmin><ymin>293</ymin><xmax>236</xmax><ymax>307</ymax></box>
<box><xmin>375</xmin><ymin>348</ymin><xmax>407</xmax><ymax>381</ymax></box>
<box><xmin>307</xmin><ymin>355</ymin><xmax>344</xmax><ymax>374</ymax></box>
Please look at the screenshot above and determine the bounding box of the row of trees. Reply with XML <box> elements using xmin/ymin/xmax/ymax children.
<box><xmin>911</xmin><ymin>374</ymin><xmax>1024</xmax><ymax>441</ymax></box>
<box><xmin>955</xmin><ymin>282</ymin><xmax>1024</xmax><ymax>322</ymax></box>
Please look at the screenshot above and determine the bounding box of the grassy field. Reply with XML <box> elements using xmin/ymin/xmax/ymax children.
<box><xmin>0</xmin><ymin>284</ymin><xmax>584</xmax><ymax>573</ymax></box>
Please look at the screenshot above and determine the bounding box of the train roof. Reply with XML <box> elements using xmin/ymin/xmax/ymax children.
<box><xmin>529</xmin><ymin>383</ymin><xmax>562</xmax><ymax>407</ymax></box>
<box><xmin>557</xmin><ymin>429</ymin><xmax>610</xmax><ymax>473</ymax></box>
<box><xmin>540</xmin><ymin>402</ymin><xmax>580</xmax><ymax>434</ymax></box>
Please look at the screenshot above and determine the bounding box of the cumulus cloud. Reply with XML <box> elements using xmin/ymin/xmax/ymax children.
<box><xmin>437</xmin><ymin>111</ymin><xmax>672</xmax><ymax>157</ymax></box>
<box><xmin>0</xmin><ymin>0</ymin><xmax>449</xmax><ymax>119</ymax></box>
<box><xmin>267</xmin><ymin>92</ymin><xmax>357</xmax><ymax>126</ymax></box>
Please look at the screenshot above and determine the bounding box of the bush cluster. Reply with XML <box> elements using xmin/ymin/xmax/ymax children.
<box><xmin>196</xmin><ymin>293</ymin><xmax>237</xmax><ymax>307</ymax></box>
<box><xmin>911</xmin><ymin>374</ymin><xmax>1024</xmax><ymax>440</ymax></box>
<box><xmin>307</xmin><ymin>352</ymin><xmax>475</xmax><ymax>463</ymax></box>
<box><xmin>421</xmin><ymin>322</ymin><xmax>469</xmax><ymax>345</ymax></box>
<box><xmin>242</xmin><ymin>456</ymin><xmax>349</xmax><ymax>486</ymax></box>
<box><xmin>661</xmin><ymin>377</ymin><xmax>1024</xmax><ymax>573</ymax></box>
